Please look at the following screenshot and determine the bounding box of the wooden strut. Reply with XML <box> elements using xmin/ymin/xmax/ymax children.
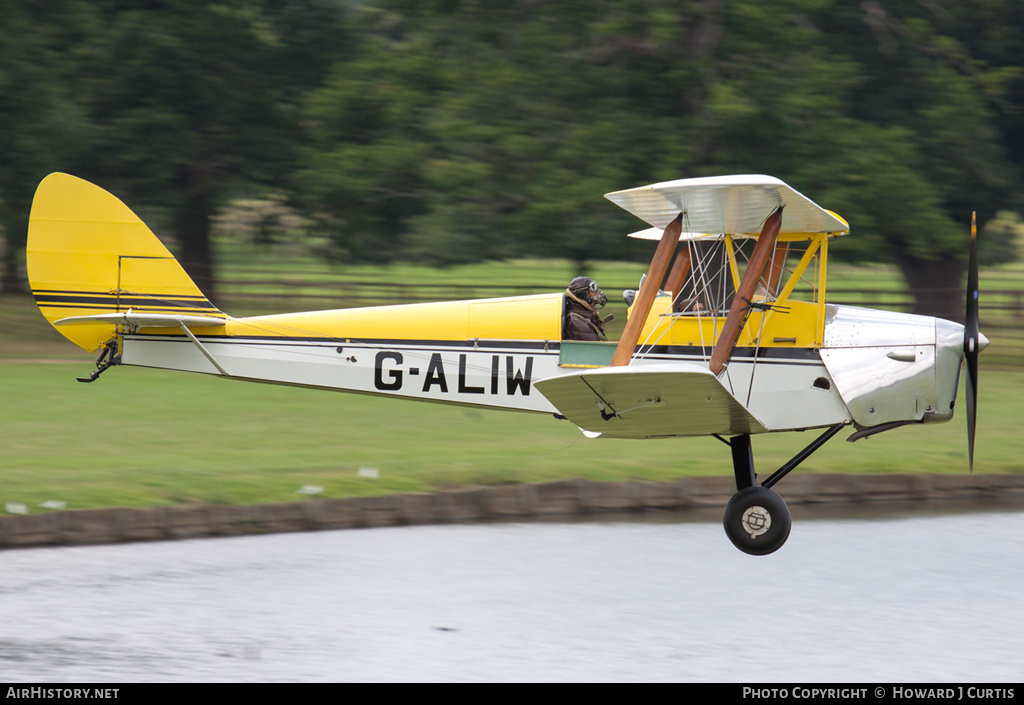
<box><xmin>611</xmin><ymin>213</ymin><xmax>683</xmax><ymax>367</ymax></box>
<box><xmin>663</xmin><ymin>247</ymin><xmax>693</xmax><ymax>310</ymax></box>
<box><xmin>708</xmin><ymin>207</ymin><xmax>784</xmax><ymax>376</ymax></box>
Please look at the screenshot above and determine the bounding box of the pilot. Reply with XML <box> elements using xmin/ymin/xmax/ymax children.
<box><xmin>565</xmin><ymin>276</ymin><xmax>611</xmax><ymax>341</ymax></box>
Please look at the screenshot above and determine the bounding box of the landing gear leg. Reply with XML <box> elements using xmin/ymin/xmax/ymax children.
<box><xmin>720</xmin><ymin>425</ymin><xmax>845</xmax><ymax>555</ymax></box>
<box><xmin>723</xmin><ymin>434</ymin><xmax>791</xmax><ymax>555</ymax></box>
<box><xmin>730</xmin><ymin>434</ymin><xmax>756</xmax><ymax>489</ymax></box>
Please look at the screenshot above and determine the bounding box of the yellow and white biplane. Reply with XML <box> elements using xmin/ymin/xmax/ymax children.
<box><xmin>26</xmin><ymin>173</ymin><xmax>987</xmax><ymax>554</ymax></box>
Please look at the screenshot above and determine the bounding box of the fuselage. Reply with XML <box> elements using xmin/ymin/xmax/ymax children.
<box><xmin>118</xmin><ymin>292</ymin><xmax>974</xmax><ymax>437</ymax></box>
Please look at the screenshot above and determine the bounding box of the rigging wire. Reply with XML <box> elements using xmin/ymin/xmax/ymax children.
<box><xmin>523</xmin><ymin>429</ymin><xmax>587</xmax><ymax>459</ymax></box>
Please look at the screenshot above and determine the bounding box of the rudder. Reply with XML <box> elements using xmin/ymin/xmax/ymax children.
<box><xmin>27</xmin><ymin>173</ymin><xmax>222</xmax><ymax>352</ymax></box>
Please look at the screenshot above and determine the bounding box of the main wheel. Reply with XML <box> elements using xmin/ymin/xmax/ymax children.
<box><xmin>723</xmin><ymin>486</ymin><xmax>791</xmax><ymax>556</ymax></box>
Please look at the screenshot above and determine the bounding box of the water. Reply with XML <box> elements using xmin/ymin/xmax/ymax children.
<box><xmin>0</xmin><ymin>510</ymin><xmax>1021</xmax><ymax>682</ymax></box>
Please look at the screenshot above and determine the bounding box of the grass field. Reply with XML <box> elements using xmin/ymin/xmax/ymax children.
<box><xmin>0</xmin><ymin>361</ymin><xmax>1020</xmax><ymax>512</ymax></box>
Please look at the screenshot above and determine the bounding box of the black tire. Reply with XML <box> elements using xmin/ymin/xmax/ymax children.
<box><xmin>723</xmin><ymin>486</ymin><xmax>791</xmax><ymax>556</ymax></box>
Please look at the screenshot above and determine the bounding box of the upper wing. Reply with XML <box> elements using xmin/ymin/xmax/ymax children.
<box><xmin>534</xmin><ymin>363</ymin><xmax>768</xmax><ymax>439</ymax></box>
<box><xmin>606</xmin><ymin>174</ymin><xmax>849</xmax><ymax>237</ymax></box>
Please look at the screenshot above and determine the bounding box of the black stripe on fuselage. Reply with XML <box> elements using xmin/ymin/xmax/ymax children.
<box><xmin>124</xmin><ymin>334</ymin><xmax>824</xmax><ymax>364</ymax></box>
<box><xmin>643</xmin><ymin>344</ymin><xmax>822</xmax><ymax>361</ymax></box>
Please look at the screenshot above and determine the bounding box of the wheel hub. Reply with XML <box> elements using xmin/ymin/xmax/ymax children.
<box><xmin>740</xmin><ymin>506</ymin><xmax>771</xmax><ymax>538</ymax></box>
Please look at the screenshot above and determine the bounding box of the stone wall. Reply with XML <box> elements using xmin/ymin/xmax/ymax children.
<box><xmin>1</xmin><ymin>474</ymin><xmax>1022</xmax><ymax>549</ymax></box>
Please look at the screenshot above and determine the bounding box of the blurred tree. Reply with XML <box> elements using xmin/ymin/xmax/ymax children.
<box><xmin>298</xmin><ymin>0</ymin><xmax>1022</xmax><ymax>321</ymax></box>
<box><xmin>53</xmin><ymin>0</ymin><xmax>350</xmax><ymax>300</ymax></box>
<box><xmin>802</xmin><ymin>0</ymin><xmax>1022</xmax><ymax>319</ymax></box>
<box><xmin>296</xmin><ymin>1</ymin><xmax>700</xmax><ymax>272</ymax></box>
<box><xmin>0</xmin><ymin>0</ymin><xmax>92</xmax><ymax>292</ymax></box>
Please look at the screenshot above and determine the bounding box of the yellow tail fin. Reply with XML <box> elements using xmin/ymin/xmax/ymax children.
<box><xmin>27</xmin><ymin>173</ymin><xmax>222</xmax><ymax>352</ymax></box>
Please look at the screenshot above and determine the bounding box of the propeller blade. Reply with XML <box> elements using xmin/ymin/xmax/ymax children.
<box><xmin>964</xmin><ymin>212</ymin><xmax>979</xmax><ymax>471</ymax></box>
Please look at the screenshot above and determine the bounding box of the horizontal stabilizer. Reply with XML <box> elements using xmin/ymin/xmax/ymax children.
<box><xmin>55</xmin><ymin>312</ymin><xmax>228</xmax><ymax>329</ymax></box>
<box><xmin>535</xmin><ymin>363</ymin><xmax>768</xmax><ymax>439</ymax></box>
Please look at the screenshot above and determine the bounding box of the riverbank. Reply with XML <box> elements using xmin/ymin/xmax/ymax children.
<box><xmin>2</xmin><ymin>473</ymin><xmax>1023</xmax><ymax>549</ymax></box>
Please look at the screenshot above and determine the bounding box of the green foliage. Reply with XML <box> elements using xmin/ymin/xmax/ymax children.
<box><xmin>295</xmin><ymin>1</ymin><xmax>1022</xmax><ymax>289</ymax></box>
<box><xmin>0</xmin><ymin>0</ymin><xmax>351</xmax><ymax>293</ymax></box>
<box><xmin>296</xmin><ymin>1</ymin><xmax>702</xmax><ymax>267</ymax></box>
<box><xmin>981</xmin><ymin>210</ymin><xmax>1024</xmax><ymax>265</ymax></box>
<box><xmin>0</xmin><ymin>0</ymin><xmax>94</xmax><ymax>290</ymax></box>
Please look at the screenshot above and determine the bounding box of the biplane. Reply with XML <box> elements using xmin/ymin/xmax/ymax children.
<box><xmin>26</xmin><ymin>173</ymin><xmax>987</xmax><ymax>554</ymax></box>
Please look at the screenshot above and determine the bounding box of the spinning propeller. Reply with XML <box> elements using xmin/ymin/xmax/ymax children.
<box><xmin>964</xmin><ymin>213</ymin><xmax>980</xmax><ymax>471</ymax></box>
